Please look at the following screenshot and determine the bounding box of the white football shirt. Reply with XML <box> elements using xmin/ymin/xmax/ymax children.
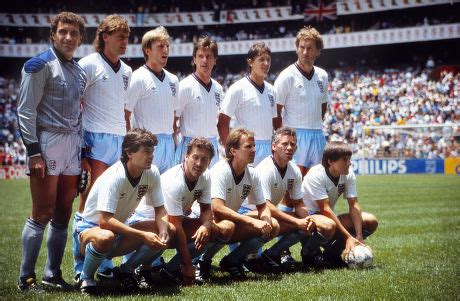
<box><xmin>79</xmin><ymin>52</ymin><xmax>132</xmax><ymax>136</ymax></box>
<box><xmin>220</xmin><ymin>76</ymin><xmax>276</xmax><ymax>140</ymax></box>
<box><xmin>302</xmin><ymin>164</ymin><xmax>357</xmax><ymax>212</ymax></box>
<box><xmin>275</xmin><ymin>64</ymin><xmax>329</xmax><ymax>129</ymax></box>
<box><xmin>125</xmin><ymin>65</ymin><xmax>179</xmax><ymax>135</ymax></box>
<box><xmin>256</xmin><ymin>156</ymin><xmax>303</xmax><ymax>206</ymax></box>
<box><xmin>210</xmin><ymin>159</ymin><xmax>265</xmax><ymax>212</ymax></box>
<box><xmin>82</xmin><ymin>161</ymin><xmax>164</xmax><ymax>224</ymax></box>
<box><xmin>175</xmin><ymin>74</ymin><xmax>223</xmax><ymax>138</ymax></box>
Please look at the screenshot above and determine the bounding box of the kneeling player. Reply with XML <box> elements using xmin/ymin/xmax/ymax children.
<box><xmin>75</xmin><ymin>129</ymin><xmax>175</xmax><ymax>294</ymax></box>
<box><xmin>303</xmin><ymin>141</ymin><xmax>378</xmax><ymax>267</ymax></box>
<box><xmin>246</xmin><ymin>127</ymin><xmax>336</xmax><ymax>272</ymax></box>
<box><xmin>196</xmin><ymin>128</ymin><xmax>280</xmax><ymax>279</ymax></box>
<box><xmin>159</xmin><ymin>138</ymin><xmax>234</xmax><ymax>285</ymax></box>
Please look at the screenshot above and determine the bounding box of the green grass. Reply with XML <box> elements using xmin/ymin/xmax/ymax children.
<box><xmin>0</xmin><ymin>175</ymin><xmax>459</xmax><ymax>300</ymax></box>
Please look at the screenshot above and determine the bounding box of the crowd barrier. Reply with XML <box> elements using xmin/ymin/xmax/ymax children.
<box><xmin>351</xmin><ymin>158</ymin><xmax>460</xmax><ymax>175</ymax></box>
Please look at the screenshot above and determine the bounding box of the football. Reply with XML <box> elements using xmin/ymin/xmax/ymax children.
<box><xmin>345</xmin><ymin>245</ymin><xmax>373</xmax><ymax>269</ymax></box>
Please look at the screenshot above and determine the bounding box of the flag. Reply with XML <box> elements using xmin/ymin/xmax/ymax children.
<box><xmin>304</xmin><ymin>1</ymin><xmax>337</xmax><ymax>21</ymax></box>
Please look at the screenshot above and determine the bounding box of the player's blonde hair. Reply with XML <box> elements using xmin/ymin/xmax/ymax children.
<box><xmin>93</xmin><ymin>14</ymin><xmax>130</xmax><ymax>52</ymax></box>
<box><xmin>141</xmin><ymin>26</ymin><xmax>169</xmax><ymax>61</ymax></box>
<box><xmin>295</xmin><ymin>26</ymin><xmax>324</xmax><ymax>50</ymax></box>
<box><xmin>120</xmin><ymin>128</ymin><xmax>158</xmax><ymax>164</ymax></box>
<box><xmin>225</xmin><ymin>128</ymin><xmax>255</xmax><ymax>162</ymax></box>
<box><xmin>322</xmin><ymin>141</ymin><xmax>352</xmax><ymax>168</ymax></box>
<box><xmin>186</xmin><ymin>137</ymin><xmax>215</xmax><ymax>161</ymax></box>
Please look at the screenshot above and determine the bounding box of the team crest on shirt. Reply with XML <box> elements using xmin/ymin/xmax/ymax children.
<box><xmin>194</xmin><ymin>190</ymin><xmax>203</xmax><ymax>200</ymax></box>
<box><xmin>137</xmin><ymin>185</ymin><xmax>148</xmax><ymax>201</ymax></box>
<box><xmin>215</xmin><ymin>92</ymin><xmax>221</xmax><ymax>107</ymax></box>
<box><xmin>49</xmin><ymin>160</ymin><xmax>56</xmax><ymax>170</ymax></box>
<box><xmin>317</xmin><ymin>80</ymin><xmax>324</xmax><ymax>93</ymax></box>
<box><xmin>122</xmin><ymin>75</ymin><xmax>129</xmax><ymax>91</ymax></box>
<box><xmin>287</xmin><ymin>179</ymin><xmax>294</xmax><ymax>191</ymax></box>
<box><xmin>195</xmin><ymin>96</ymin><xmax>202</xmax><ymax>102</ymax></box>
<box><xmin>268</xmin><ymin>93</ymin><xmax>275</xmax><ymax>107</ymax></box>
<box><xmin>169</xmin><ymin>82</ymin><xmax>177</xmax><ymax>96</ymax></box>
<box><xmin>102</xmin><ymin>74</ymin><xmax>109</xmax><ymax>81</ymax></box>
<box><xmin>337</xmin><ymin>183</ymin><xmax>345</xmax><ymax>197</ymax></box>
<box><xmin>227</xmin><ymin>188</ymin><xmax>232</xmax><ymax>193</ymax></box>
<box><xmin>241</xmin><ymin>184</ymin><xmax>252</xmax><ymax>200</ymax></box>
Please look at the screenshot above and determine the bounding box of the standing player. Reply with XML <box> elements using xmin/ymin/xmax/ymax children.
<box><xmin>196</xmin><ymin>128</ymin><xmax>280</xmax><ymax>279</ymax></box>
<box><xmin>125</xmin><ymin>26</ymin><xmax>179</xmax><ymax>174</ymax></box>
<box><xmin>174</xmin><ymin>36</ymin><xmax>223</xmax><ymax>167</ymax></box>
<box><xmin>73</xmin><ymin>14</ymin><xmax>132</xmax><ymax>281</ymax></box>
<box><xmin>303</xmin><ymin>141</ymin><xmax>378</xmax><ymax>267</ymax></box>
<box><xmin>76</xmin><ymin>129</ymin><xmax>174</xmax><ymax>294</ymax></box>
<box><xmin>217</xmin><ymin>42</ymin><xmax>277</xmax><ymax>166</ymax></box>
<box><xmin>249</xmin><ymin>127</ymin><xmax>336</xmax><ymax>271</ymax></box>
<box><xmin>159</xmin><ymin>138</ymin><xmax>234</xmax><ymax>285</ymax></box>
<box><xmin>17</xmin><ymin>12</ymin><xmax>86</xmax><ymax>292</ymax></box>
<box><xmin>274</xmin><ymin>26</ymin><xmax>330</xmax><ymax>176</ymax></box>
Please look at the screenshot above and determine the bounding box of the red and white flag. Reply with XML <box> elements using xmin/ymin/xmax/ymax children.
<box><xmin>304</xmin><ymin>1</ymin><xmax>337</xmax><ymax>21</ymax></box>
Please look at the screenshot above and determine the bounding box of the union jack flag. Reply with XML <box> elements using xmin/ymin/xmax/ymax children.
<box><xmin>304</xmin><ymin>1</ymin><xmax>337</xmax><ymax>22</ymax></box>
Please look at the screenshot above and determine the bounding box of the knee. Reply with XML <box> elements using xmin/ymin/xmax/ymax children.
<box><xmin>317</xmin><ymin>217</ymin><xmax>336</xmax><ymax>241</ymax></box>
<box><xmin>95</xmin><ymin>230</ymin><xmax>116</xmax><ymax>253</ymax></box>
<box><xmin>218</xmin><ymin>220</ymin><xmax>235</xmax><ymax>242</ymax></box>
<box><xmin>33</xmin><ymin>207</ymin><xmax>54</xmax><ymax>225</ymax></box>
<box><xmin>364</xmin><ymin>214</ymin><xmax>379</xmax><ymax>234</ymax></box>
<box><xmin>168</xmin><ymin>222</ymin><xmax>177</xmax><ymax>240</ymax></box>
<box><xmin>269</xmin><ymin>218</ymin><xmax>280</xmax><ymax>239</ymax></box>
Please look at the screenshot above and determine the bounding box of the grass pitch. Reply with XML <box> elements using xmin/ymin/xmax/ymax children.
<box><xmin>0</xmin><ymin>174</ymin><xmax>458</xmax><ymax>300</ymax></box>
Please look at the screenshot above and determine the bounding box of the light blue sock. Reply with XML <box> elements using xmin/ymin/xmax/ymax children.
<box><xmin>19</xmin><ymin>218</ymin><xmax>46</xmax><ymax>279</ymax></box>
<box><xmin>225</xmin><ymin>236</ymin><xmax>266</xmax><ymax>265</ymax></box>
<box><xmin>81</xmin><ymin>243</ymin><xmax>106</xmax><ymax>280</ymax></box>
<box><xmin>266</xmin><ymin>231</ymin><xmax>302</xmax><ymax>258</ymax></box>
<box><xmin>44</xmin><ymin>221</ymin><xmax>68</xmax><ymax>278</ymax></box>
<box><xmin>72</xmin><ymin>213</ymin><xmax>84</xmax><ymax>276</ymax></box>
<box><xmin>151</xmin><ymin>255</ymin><xmax>164</xmax><ymax>267</ymax></box>
<box><xmin>121</xmin><ymin>244</ymin><xmax>164</xmax><ymax>274</ymax></box>
<box><xmin>199</xmin><ymin>240</ymin><xmax>226</xmax><ymax>263</ymax></box>
<box><xmin>301</xmin><ymin>231</ymin><xmax>328</xmax><ymax>255</ymax></box>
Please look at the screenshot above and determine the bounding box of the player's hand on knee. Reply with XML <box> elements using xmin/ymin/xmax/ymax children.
<box><xmin>192</xmin><ymin>225</ymin><xmax>210</xmax><ymax>251</ymax></box>
<box><xmin>304</xmin><ymin>216</ymin><xmax>316</xmax><ymax>234</ymax></box>
<box><xmin>158</xmin><ymin>230</ymin><xmax>170</xmax><ymax>245</ymax></box>
<box><xmin>253</xmin><ymin>219</ymin><xmax>272</xmax><ymax>240</ymax></box>
<box><xmin>29</xmin><ymin>155</ymin><xmax>46</xmax><ymax>178</ymax></box>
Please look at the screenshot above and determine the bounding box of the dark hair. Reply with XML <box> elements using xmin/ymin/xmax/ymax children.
<box><xmin>192</xmin><ymin>36</ymin><xmax>218</xmax><ymax>71</ymax></box>
<box><xmin>120</xmin><ymin>128</ymin><xmax>158</xmax><ymax>163</ymax></box>
<box><xmin>225</xmin><ymin>128</ymin><xmax>254</xmax><ymax>162</ymax></box>
<box><xmin>93</xmin><ymin>14</ymin><xmax>130</xmax><ymax>52</ymax></box>
<box><xmin>272</xmin><ymin>126</ymin><xmax>297</xmax><ymax>145</ymax></box>
<box><xmin>322</xmin><ymin>141</ymin><xmax>352</xmax><ymax>168</ymax></box>
<box><xmin>50</xmin><ymin>12</ymin><xmax>86</xmax><ymax>44</ymax></box>
<box><xmin>186</xmin><ymin>137</ymin><xmax>215</xmax><ymax>160</ymax></box>
<box><xmin>247</xmin><ymin>42</ymin><xmax>271</xmax><ymax>72</ymax></box>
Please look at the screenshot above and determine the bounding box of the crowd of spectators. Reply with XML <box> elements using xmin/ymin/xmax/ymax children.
<box><xmin>1</xmin><ymin>65</ymin><xmax>457</xmax><ymax>166</ymax></box>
